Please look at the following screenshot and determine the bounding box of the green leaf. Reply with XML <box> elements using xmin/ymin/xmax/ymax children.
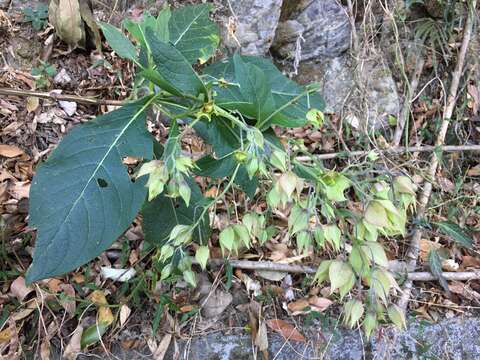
<box><xmin>233</xmin><ymin>53</ymin><xmax>276</xmax><ymax>127</ymax></box>
<box><xmin>193</xmin><ymin>117</ymin><xmax>240</xmax><ymax>158</ymax></box>
<box><xmin>323</xmin><ymin>224</ymin><xmax>342</xmax><ymax>250</ymax></box>
<box><xmin>195</xmin><ymin>246</ymin><xmax>209</xmax><ymax>270</ymax></box>
<box><xmin>364</xmin><ymin>201</ymin><xmax>389</xmax><ymax>228</ymax></box>
<box><xmin>219</xmin><ymin>226</ymin><xmax>235</xmax><ymax>253</ymax></box>
<box><xmin>370</xmin><ymin>269</ymin><xmax>392</xmax><ymax>304</ymax></box>
<box><xmin>183</xmin><ymin>269</ymin><xmax>197</xmax><ymax>287</ymax></box>
<box><xmin>362</xmin><ymin>242</ymin><xmax>389</xmax><ymax>267</ymax></box>
<box><xmin>98</xmin><ymin>22</ymin><xmax>137</xmax><ymax>61</ymax></box>
<box><xmin>387</xmin><ymin>304</ymin><xmax>406</xmax><ymax>330</ymax></box>
<box><xmin>204</xmin><ymin>55</ymin><xmax>325</xmax><ymax>128</ymax></box>
<box><xmin>81</xmin><ymin>323</ymin><xmax>109</xmax><ymax>349</ymax></box>
<box><xmin>194</xmin><ymin>155</ymin><xmax>237</xmax><ymax>178</ymax></box>
<box><xmin>169</xmin><ymin>4</ymin><xmax>219</xmax><ymax>64</ymax></box>
<box><xmin>427</xmin><ymin>249</ymin><xmax>450</xmax><ymax>293</ymax></box>
<box><xmin>145</xmin><ymin>28</ymin><xmax>206</xmax><ymax>97</ymax></box>
<box><xmin>437</xmin><ymin>221</ymin><xmax>473</xmax><ymax>249</ymax></box>
<box><xmin>124</xmin><ymin>8</ymin><xmax>171</xmax><ymax>48</ymax></box>
<box><xmin>321</xmin><ymin>172</ymin><xmax>351</xmax><ymax>202</ymax></box>
<box><xmin>329</xmin><ymin>261</ymin><xmax>353</xmax><ymax>293</ymax></box>
<box><xmin>26</xmin><ymin>99</ymin><xmax>153</xmax><ymax>283</ymax></box>
<box><xmin>142</xmin><ymin>179</ymin><xmax>210</xmax><ymax>246</ymax></box>
<box><xmin>344</xmin><ymin>299</ymin><xmax>364</xmax><ymax>328</ymax></box>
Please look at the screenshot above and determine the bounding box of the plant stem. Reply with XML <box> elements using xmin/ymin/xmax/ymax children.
<box><xmin>295</xmin><ymin>144</ymin><xmax>480</xmax><ymax>162</ymax></box>
<box><xmin>0</xmin><ymin>87</ymin><xmax>124</xmax><ymax>106</ymax></box>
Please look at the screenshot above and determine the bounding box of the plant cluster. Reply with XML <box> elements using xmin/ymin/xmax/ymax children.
<box><xmin>22</xmin><ymin>4</ymin><xmax>48</xmax><ymax>30</ymax></box>
<box><xmin>26</xmin><ymin>4</ymin><xmax>417</xmax><ymax>335</ymax></box>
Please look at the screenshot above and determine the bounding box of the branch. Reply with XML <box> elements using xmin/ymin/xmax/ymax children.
<box><xmin>295</xmin><ymin>144</ymin><xmax>480</xmax><ymax>162</ymax></box>
<box><xmin>0</xmin><ymin>87</ymin><xmax>124</xmax><ymax>106</ymax></box>
<box><xmin>397</xmin><ymin>0</ymin><xmax>477</xmax><ymax>311</ymax></box>
<box><xmin>206</xmin><ymin>258</ymin><xmax>480</xmax><ymax>282</ymax></box>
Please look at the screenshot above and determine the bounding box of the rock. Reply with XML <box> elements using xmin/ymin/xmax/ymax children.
<box><xmin>221</xmin><ymin>0</ymin><xmax>282</xmax><ymax>55</ymax></box>
<box><xmin>272</xmin><ymin>0</ymin><xmax>351</xmax><ymax>60</ymax></box>
<box><xmin>295</xmin><ymin>54</ymin><xmax>400</xmax><ymax>129</ymax></box>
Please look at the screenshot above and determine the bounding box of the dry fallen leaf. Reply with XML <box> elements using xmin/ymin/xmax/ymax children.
<box><xmin>467</xmin><ymin>165</ymin><xmax>480</xmax><ymax>177</ymax></box>
<box><xmin>147</xmin><ymin>334</ymin><xmax>172</xmax><ymax>360</ymax></box>
<box><xmin>0</xmin><ymin>329</ymin><xmax>11</xmax><ymax>344</ymax></box>
<box><xmin>419</xmin><ymin>239</ymin><xmax>441</xmax><ymax>262</ymax></box>
<box><xmin>119</xmin><ymin>304</ymin><xmax>131</xmax><ymax>327</ymax></box>
<box><xmin>255</xmin><ymin>320</ymin><xmax>269</xmax><ymax>360</ymax></box>
<box><xmin>287</xmin><ymin>299</ymin><xmax>310</xmax><ymax>314</ymax></box>
<box><xmin>63</xmin><ymin>324</ymin><xmax>83</xmax><ymax>360</ymax></box>
<box><xmin>266</xmin><ymin>319</ymin><xmax>305</xmax><ymax>342</ymax></box>
<box><xmin>26</xmin><ymin>97</ymin><xmax>39</xmax><ymax>113</ymax></box>
<box><xmin>0</xmin><ymin>144</ymin><xmax>25</xmax><ymax>158</ymax></box>
<box><xmin>308</xmin><ymin>296</ymin><xmax>333</xmax><ymax>311</ymax></box>
<box><xmin>59</xmin><ymin>283</ymin><xmax>76</xmax><ymax>318</ymax></box>
<box><xmin>10</xmin><ymin>276</ymin><xmax>33</xmax><ymax>301</ymax></box>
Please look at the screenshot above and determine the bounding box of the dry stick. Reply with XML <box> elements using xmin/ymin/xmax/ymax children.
<box><xmin>206</xmin><ymin>259</ymin><xmax>480</xmax><ymax>282</ymax></box>
<box><xmin>0</xmin><ymin>87</ymin><xmax>124</xmax><ymax>106</ymax></box>
<box><xmin>397</xmin><ymin>0</ymin><xmax>477</xmax><ymax>311</ymax></box>
<box><xmin>392</xmin><ymin>45</ymin><xmax>426</xmax><ymax>147</ymax></box>
<box><xmin>296</xmin><ymin>144</ymin><xmax>480</xmax><ymax>162</ymax></box>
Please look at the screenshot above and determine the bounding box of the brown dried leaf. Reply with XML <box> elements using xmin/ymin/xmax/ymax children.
<box><xmin>147</xmin><ymin>334</ymin><xmax>172</xmax><ymax>360</ymax></box>
<box><xmin>419</xmin><ymin>239</ymin><xmax>441</xmax><ymax>262</ymax></box>
<box><xmin>266</xmin><ymin>319</ymin><xmax>305</xmax><ymax>342</ymax></box>
<box><xmin>59</xmin><ymin>283</ymin><xmax>76</xmax><ymax>318</ymax></box>
<box><xmin>462</xmin><ymin>255</ymin><xmax>480</xmax><ymax>268</ymax></box>
<box><xmin>63</xmin><ymin>324</ymin><xmax>83</xmax><ymax>360</ymax></box>
<box><xmin>119</xmin><ymin>304</ymin><xmax>131</xmax><ymax>327</ymax></box>
<box><xmin>0</xmin><ymin>145</ymin><xmax>25</xmax><ymax>158</ymax></box>
<box><xmin>308</xmin><ymin>296</ymin><xmax>333</xmax><ymax>311</ymax></box>
<box><xmin>467</xmin><ymin>165</ymin><xmax>480</xmax><ymax>177</ymax></box>
<box><xmin>10</xmin><ymin>276</ymin><xmax>33</xmax><ymax>301</ymax></box>
<box><xmin>255</xmin><ymin>320</ymin><xmax>269</xmax><ymax>357</ymax></box>
<box><xmin>287</xmin><ymin>299</ymin><xmax>310</xmax><ymax>313</ymax></box>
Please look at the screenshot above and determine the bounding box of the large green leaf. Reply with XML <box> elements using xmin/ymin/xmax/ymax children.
<box><xmin>144</xmin><ymin>28</ymin><xmax>206</xmax><ymax>97</ymax></box>
<box><xmin>233</xmin><ymin>53</ymin><xmax>276</xmax><ymax>128</ymax></box>
<box><xmin>98</xmin><ymin>22</ymin><xmax>137</xmax><ymax>61</ymax></box>
<box><xmin>142</xmin><ymin>179</ymin><xmax>210</xmax><ymax>245</ymax></box>
<box><xmin>26</xmin><ymin>99</ymin><xmax>154</xmax><ymax>283</ymax></box>
<box><xmin>436</xmin><ymin>221</ymin><xmax>473</xmax><ymax>249</ymax></box>
<box><xmin>204</xmin><ymin>55</ymin><xmax>325</xmax><ymax>127</ymax></box>
<box><xmin>123</xmin><ymin>8</ymin><xmax>171</xmax><ymax>47</ymax></box>
<box><xmin>194</xmin><ymin>155</ymin><xmax>237</xmax><ymax>178</ymax></box>
<box><xmin>193</xmin><ymin>117</ymin><xmax>240</xmax><ymax>158</ymax></box>
<box><xmin>169</xmin><ymin>4</ymin><xmax>219</xmax><ymax>64</ymax></box>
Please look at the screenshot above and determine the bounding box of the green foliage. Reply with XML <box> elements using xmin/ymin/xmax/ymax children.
<box><xmin>25</xmin><ymin>4</ymin><xmax>417</xmax><ymax>337</ymax></box>
<box><xmin>22</xmin><ymin>4</ymin><xmax>48</xmax><ymax>30</ymax></box>
<box><xmin>31</xmin><ymin>61</ymin><xmax>57</xmax><ymax>89</ymax></box>
<box><xmin>26</xmin><ymin>4</ymin><xmax>324</xmax><ymax>284</ymax></box>
<box><xmin>436</xmin><ymin>221</ymin><xmax>473</xmax><ymax>249</ymax></box>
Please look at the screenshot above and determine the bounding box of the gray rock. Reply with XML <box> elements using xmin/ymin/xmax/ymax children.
<box><xmin>71</xmin><ymin>316</ymin><xmax>480</xmax><ymax>359</ymax></box>
<box><xmin>295</xmin><ymin>55</ymin><xmax>400</xmax><ymax>129</ymax></box>
<box><xmin>272</xmin><ymin>0</ymin><xmax>351</xmax><ymax>60</ymax></box>
<box><xmin>222</xmin><ymin>0</ymin><xmax>283</xmax><ymax>56</ymax></box>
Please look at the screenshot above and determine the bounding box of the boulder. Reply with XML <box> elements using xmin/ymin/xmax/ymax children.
<box><xmin>295</xmin><ymin>54</ymin><xmax>400</xmax><ymax>129</ymax></box>
<box><xmin>222</xmin><ymin>0</ymin><xmax>283</xmax><ymax>56</ymax></box>
<box><xmin>272</xmin><ymin>0</ymin><xmax>351</xmax><ymax>60</ymax></box>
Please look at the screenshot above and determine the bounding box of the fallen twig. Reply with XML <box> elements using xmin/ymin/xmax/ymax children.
<box><xmin>295</xmin><ymin>144</ymin><xmax>480</xmax><ymax>162</ymax></box>
<box><xmin>397</xmin><ymin>0</ymin><xmax>477</xmax><ymax>311</ymax></box>
<box><xmin>206</xmin><ymin>259</ymin><xmax>480</xmax><ymax>282</ymax></box>
<box><xmin>0</xmin><ymin>87</ymin><xmax>124</xmax><ymax>106</ymax></box>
